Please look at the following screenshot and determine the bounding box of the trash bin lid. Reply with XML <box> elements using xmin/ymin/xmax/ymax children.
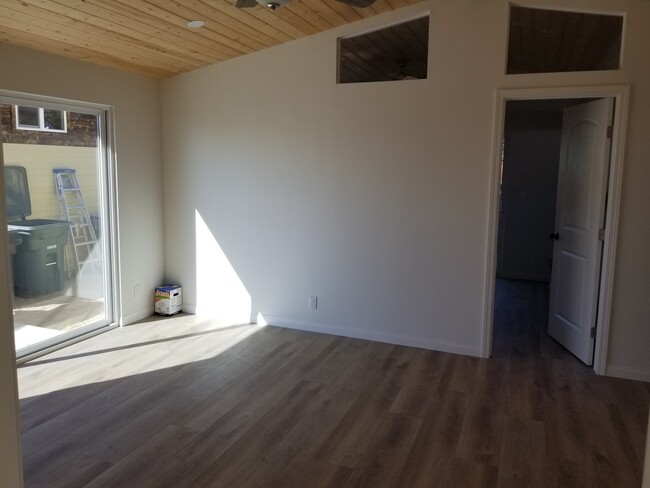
<box><xmin>4</xmin><ymin>166</ymin><xmax>31</xmax><ymax>221</ymax></box>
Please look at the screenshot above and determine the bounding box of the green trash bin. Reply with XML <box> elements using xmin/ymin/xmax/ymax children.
<box><xmin>10</xmin><ymin>220</ymin><xmax>70</xmax><ymax>297</ymax></box>
<box><xmin>5</xmin><ymin>166</ymin><xmax>70</xmax><ymax>298</ymax></box>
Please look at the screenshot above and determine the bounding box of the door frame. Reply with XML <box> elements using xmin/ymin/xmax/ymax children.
<box><xmin>0</xmin><ymin>89</ymin><xmax>121</xmax><ymax>362</ymax></box>
<box><xmin>482</xmin><ymin>85</ymin><xmax>630</xmax><ymax>375</ymax></box>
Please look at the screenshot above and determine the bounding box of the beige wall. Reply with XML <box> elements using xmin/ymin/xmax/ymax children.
<box><xmin>3</xmin><ymin>144</ymin><xmax>99</xmax><ymax>220</ymax></box>
<box><xmin>161</xmin><ymin>0</ymin><xmax>650</xmax><ymax>378</ymax></box>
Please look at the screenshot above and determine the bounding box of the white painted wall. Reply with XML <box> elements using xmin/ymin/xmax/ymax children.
<box><xmin>161</xmin><ymin>0</ymin><xmax>650</xmax><ymax>378</ymax></box>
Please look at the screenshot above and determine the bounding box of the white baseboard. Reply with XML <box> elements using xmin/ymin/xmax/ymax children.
<box><xmin>606</xmin><ymin>364</ymin><xmax>650</xmax><ymax>382</ymax></box>
<box><xmin>120</xmin><ymin>308</ymin><xmax>155</xmax><ymax>326</ymax></box>
<box><xmin>251</xmin><ymin>314</ymin><xmax>481</xmax><ymax>357</ymax></box>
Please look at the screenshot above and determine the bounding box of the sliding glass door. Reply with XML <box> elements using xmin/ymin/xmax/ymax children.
<box><xmin>1</xmin><ymin>93</ymin><xmax>116</xmax><ymax>358</ymax></box>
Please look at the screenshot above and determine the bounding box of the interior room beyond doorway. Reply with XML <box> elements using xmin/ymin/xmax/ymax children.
<box><xmin>494</xmin><ymin>97</ymin><xmax>606</xmax><ymax>367</ymax></box>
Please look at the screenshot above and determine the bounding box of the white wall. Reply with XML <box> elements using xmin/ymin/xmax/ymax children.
<box><xmin>162</xmin><ymin>0</ymin><xmax>650</xmax><ymax>377</ymax></box>
<box><xmin>0</xmin><ymin>43</ymin><xmax>165</xmax><ymax>324</ymax></box>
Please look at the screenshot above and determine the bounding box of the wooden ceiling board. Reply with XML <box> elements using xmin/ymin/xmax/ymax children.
<box><xmin>319</xmin><ymin>0</ymin><xmax>365</xmax><ymax>22</ymax></box>
<box><xmin>142</xmin><ymin>0</ymin><xmax>270</xmax><ymax>52</ymax></box>
<box><xmin>158</xmin><ymin>0</ymin><xmax>288</xmax><ymax>46</ymax></box>
<box><xmin>297</xmin><ymin>0</ymin><xmax>348</xmax><ymax>28</ymax></box>
<box><xmin>8</xmin><ymin>0</ymin><xmax>238</xmax><ymax>66</ymax></box>
<box><xmin>0</xmin><ymin>0</ymin><xmax>424</xmax><ymax>78</ymax></box>
<box><xmin>0</xmin><ymin>23</ymin><xmax>173</xmax><ymax>77</ymax></box>
<box><xmin>369</xmin><ymin>0</ymin><xmax>396</xmax><ymax>16</ymax></box>
<box><xmin>18</xmin><ymin>0</ymin><xmax>225</xmax><ymax>67</ymax></box>
<box><xmin>110</xmin><ymin>0</ymin><xmax>255</xmax><ymax>56</ymax></box>
<box><xmin>273</xmin><ymin>6</ymin><xmax>322</xmax><ymax>35</ymax></box>
<box><xmin>12</xmin><ymin>1</ymin><xmax>214</xmax><ymax>68</ymax></box>
<box><xmin>0</xmin><ymin>4</ymin><xmax>200</xmax><ymax>75</ymax></box>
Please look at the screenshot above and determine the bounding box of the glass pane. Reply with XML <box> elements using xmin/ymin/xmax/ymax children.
<box><xmin>338</xmin><ymin>17</ymin><xmax>429</xmax><ymax>84</ymax></box>
<box><xmin>2</xmin><ymin>102</ymin><xmax>112</xmax><ymax>354</ymax></box>
<box><xmin>16</xmin><ymin>106</ymin><xmax>40</xmax><ymax>128</ymax></box>
<box><xmin>43</xmin><ymin>109</ymin><xmax>65</xmax><ymax>131</ymax></box>
<box><xmin>507</xmin><ymin>6</ymin><xmax>623</xmax><ymax>74</ymax></box>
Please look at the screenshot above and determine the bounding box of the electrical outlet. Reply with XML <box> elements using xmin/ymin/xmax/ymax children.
<box><xmin>309</xmin><ymin>295</ymin><xmax>318</xmax><ymax>310</ymax></box>
<box><xmin>134</xmin><ymin>284</ymin><xmax>140</xmax><ymax>298</ymax></box>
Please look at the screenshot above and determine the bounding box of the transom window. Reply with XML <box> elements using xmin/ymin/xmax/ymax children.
<box><xmin>507</xmin><ymin>6</ymin><xmax>623</xmax><ymax>74</ymax></box>
<box><xmin>338</xmin><ymin>16</ymin><xmax>429</xmax><ymax>84</ymax></box>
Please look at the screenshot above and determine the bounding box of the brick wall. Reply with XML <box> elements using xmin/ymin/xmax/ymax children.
<box><xmin>1</xmin><ymin>104</ymin><xmax>97</xmax><ymax>147</ymax></box>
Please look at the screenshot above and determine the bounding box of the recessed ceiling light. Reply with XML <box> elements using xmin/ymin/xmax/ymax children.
<box><xmin>187</xmin><ymin>20</ymin><xmax>205</xmax><ymax>29</ymax></box>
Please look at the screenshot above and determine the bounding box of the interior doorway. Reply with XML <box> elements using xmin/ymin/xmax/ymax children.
<box><xmin>495</xmin><ymin>97</ymin><xmax>608</xmax><ymax>366</ymax></box>
<box><xmin>483</xmin><ymin>86</ymin><xmax>630</xmax><ymax>375</ymax></box>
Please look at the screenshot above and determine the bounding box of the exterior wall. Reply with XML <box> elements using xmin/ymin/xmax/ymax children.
<box><xmin>161</xmin><ymin>0</ymin><xmax>650</xmax><ymax>379</ymax></box>
<box><xmin>1</xmin><ymin>104</ymin><xmax>97</xmax><ymax>147</ymax></box>
<box><xmin>3</xmin><ymin>144</ymin><xmax>99</xmax><ymax>220</ymax></box>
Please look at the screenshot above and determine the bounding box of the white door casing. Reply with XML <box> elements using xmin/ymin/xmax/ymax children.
<box><xmin>547</xmin><ymin>98</ymin><xmax>614</xmax><ymax>365</ymax></box>
<box><xmin>484</xmin><ymin>86</ymin><xmax>630</xmax><ymax>376</ymax></box>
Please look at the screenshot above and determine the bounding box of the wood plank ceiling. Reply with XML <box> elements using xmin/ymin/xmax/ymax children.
<box><xmin>0</xmin><ymin>0</ymin><xmax>424</xmax><ymax>78</ymax></box>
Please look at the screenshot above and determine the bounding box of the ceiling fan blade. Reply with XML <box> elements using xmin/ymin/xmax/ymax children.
<box><xmin>336</xmin><ymin>0</ymin><xmax>377</xmax><ymax>7</ymax></box>
<box><xmin>236</xmin><ymin>0</ymin><xmax>259</xmax><ymax>8</ymax></box>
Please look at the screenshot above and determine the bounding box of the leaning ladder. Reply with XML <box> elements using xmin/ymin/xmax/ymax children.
<box><xmin>54</xmin><ymin>168</ymin><xmax>101</xmax><ymax>277</ymax></box>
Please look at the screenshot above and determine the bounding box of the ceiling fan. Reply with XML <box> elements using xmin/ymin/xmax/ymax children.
<box><xmin>236</xmin><ymin>0</ymin><xmax>376</xmax><ymax>10</ymax></box>
<box><xmin>390</xmin><ymin>58</ymin><xmax>420</xmax><ymax>81</ymax></box>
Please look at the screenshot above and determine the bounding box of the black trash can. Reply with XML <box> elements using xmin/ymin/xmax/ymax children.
<box><xmin>5</xmin><ymin>166</ymin><xmax>70</xmax><ymax>298</ymax></box>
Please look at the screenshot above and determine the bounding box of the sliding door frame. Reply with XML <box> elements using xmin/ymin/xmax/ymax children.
<box><xmin>0</xmin><ymin>90</ymin><xmax>120</xmax><ymax>362</ymax></box>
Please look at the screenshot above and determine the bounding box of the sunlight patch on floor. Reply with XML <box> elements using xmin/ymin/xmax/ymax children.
<box><xmin>18</xmin><ymin>315</ymin><xmax>266</xmax><ymax>399</ymax></box>
<box><xmin>14</xmin><ymin>303</ymin><xmax>64</xmax><ymax>312</ymax></box>
<box><xmin>14</xmin><ymin>325</ymin><xmax>65</xmax><ymax>350</ymax></box>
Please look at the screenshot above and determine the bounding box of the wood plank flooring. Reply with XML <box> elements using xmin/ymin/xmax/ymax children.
<box><xmin>17</xmin><ymin>279</ymin><xmax>649</xmax><ymax>487</ymax></box>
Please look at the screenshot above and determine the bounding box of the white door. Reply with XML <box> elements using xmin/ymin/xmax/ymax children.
<box><xmin>548</xmin><ymin>98</ymin><xmax>613</xmax><ymax>365</ymax></box>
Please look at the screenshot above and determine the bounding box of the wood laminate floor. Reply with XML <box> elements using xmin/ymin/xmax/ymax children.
<box><xmin>17</xmin><ymin>279</ymin><xmax>649</xmax><ymax>487</ymax></box>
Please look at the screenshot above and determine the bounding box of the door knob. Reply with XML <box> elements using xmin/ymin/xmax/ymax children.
<box><xmin>548</xmin><ymin>232</ymin><xmax>559</xmax><ymax>240</ymax></box>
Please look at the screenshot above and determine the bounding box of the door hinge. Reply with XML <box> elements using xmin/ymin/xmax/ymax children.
<box><xmin>590</xmin><ymin>327</ymin><xmax>597</xmax><ymax>338</ymax></box>
<box><xmin>607</xmin><ymin>125</ymin><xmax>614</xmax><ymax>139</ymax></box>
<box><xmin>598</xmin><ymin>228</ymin><xmax>606</xmax><ymax>241</ymax></box>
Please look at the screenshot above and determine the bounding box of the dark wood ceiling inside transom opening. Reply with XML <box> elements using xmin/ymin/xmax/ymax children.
<box><xmin>507</xmin><ymin>6</ymin><xmax>623</xmax><ymax>74</ymax></box>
